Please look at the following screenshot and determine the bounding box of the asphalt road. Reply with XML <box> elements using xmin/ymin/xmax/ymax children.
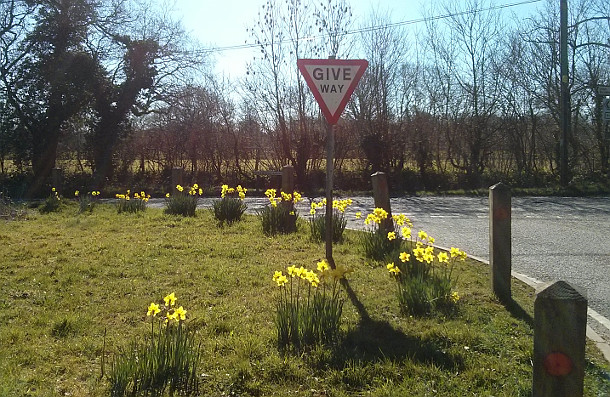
<box><xmin>336</xmin><ymin>195</ymin><xmax>610</xmax><ymax>341</ymax></box>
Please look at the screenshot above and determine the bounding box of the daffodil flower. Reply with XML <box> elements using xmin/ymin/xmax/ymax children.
<box><xmin>174</xmin><ymin>306</ymin><xmax>187</xmax><ymax>321</ymax></box>
<box><xmin>147</xmin><ymin>302</ymin><xmax>161</xmax><ymax>317</ymax></box>
<box><xmin>164</xmin><ymin>292</ymin><xmax>177</xmax><ymax>307</ymax></box>
<box><xmin>437</xmin><ymin>252</ymin><xmax>449</xmax><ymax>263</ymax></box>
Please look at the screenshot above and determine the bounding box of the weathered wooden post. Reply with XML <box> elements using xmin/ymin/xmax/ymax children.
<box><xmin>51</xmin><ymin>168</ymin><xmax>63</xmax><ymax>195</ymax></box>
<box><xmin>371</xmin><ymin>171</ymin><xmax>393</xmax><ymax>233</ymax></box>
<box><xmin>281</xmin><ymin>165</ymin><xmax>294</xmax><ymax>195</ymax></box>
<box><xmin>489</xmin><ymin>182</ymin><xmax>511</xmax><ymax>302</ymax></box>
<box><xmin>171</xmin><ymin>167</ymin><xmax>183</xmax><ymax>192</ymax></box>
<box><xmin>533</xmin><ymin>281</ymin><xmax>587</xmax><ymax>397</ymax></box>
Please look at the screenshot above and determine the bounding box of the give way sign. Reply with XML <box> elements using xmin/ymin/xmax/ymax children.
<box><xmin>297</xmin><ymin>58</ymin><xmax>368</xmax><ymax>125</ymax></box>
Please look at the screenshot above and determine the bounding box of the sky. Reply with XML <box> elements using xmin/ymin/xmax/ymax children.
<box><xmin>171</xmin><ymin>0</ymin><xmax>544</xmax><ymax>80</ymax></box>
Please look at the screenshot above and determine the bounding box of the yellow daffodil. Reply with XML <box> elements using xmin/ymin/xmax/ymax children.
<box><xmin>164</xmin><ymin>292</ymin><xmax>177</xmax><ymax>307</ymax></box>
<box><xmin>401</xmin><ymin>226</ymin><xmax>411</xmax><ymax>239</ymax></box>
<box><xmin>413</xmin><ymin>246</ymin><xmax>425</xmax><ymax>262</ymax></box>
<box><xmin>174</xmin><ymin>306</ymin><xmax>187</xmax><ymax>321</ymax></box>
<box><xmin>166</xmin><ymin>193</ymin><xmax>170</xmax><ymax>198</ymax></box>
<box><xmin>176</xmin><ymin>185</ymin><xmax>184</xmax><ymax>192</ymax></box>
<box><xmin>147</xmin><ymin>302</ymin><xmax>161</xmax><ymax>317</ymax></box>
<box><xmin>166</xmin><ymin>311</ymin><xmax>178</xmax><ymax>323</ymax></box>
<box><xmin>450</xmin><ymin>291</ymin><xmax>460</xmax><ymax>303</ymax></box>
<box><xmin>387</xmin><ymin>231</ymin><xmax>396</xmax><ymax>241</ymax></box>
<box><xmin>450</xmin><ymin>247</ymin><xmax>461</xmax><ymax>258</ymax></box>
<box><xmin>329</xmin><ymin>264</ymin><xmax>352</xmax><ymax>280</ymax></box>
<box><xmin>310</xmin><ymin>208</ymin><xmax>316</xmax><ymax>215</ymax></box>
<box><xmin>399</xmin><ymin>252</ymin><xmax>410</xmax><ymax>262</ymax></box>
<box><xmin>74</xmin><ymin>190</ymin><xmax>79</xmax><ymax>197</ymax></box>
<box><xmin>355</xmin><ymin>212</ymin><xmax>362</xmax><ymax>219</ymax></box>
<box><xmin>276</xmin><ymin>274</ymin><xmax>288</xmax><ymax>287</ymax></box>
<box><xmin>292</xmin><ymin>191</ymin><xmax>302</xmax><ymax>204</ymax></box>
<box><xmin>418</xmin><ymin>230</ymin><xmax>428</xmax><ymax>241</ymax></box>
<box><xmin>287</xmin><ymin>265</ymin><xmax>297</xmax><ymax>277</ymax></box>
<box><xmin>317</xmin><ymin>259</ymin><xmax>330</xmax><ymax>272</ymax></box>
<box><xmin>437</xmin><ymin>252</ymin><xmax>449</xmax><ymax>263</ymax></box>
<box><xmin>386</xmin><ymin>262</ymin><xmax>401</xmax><ymax>275</ymax></box>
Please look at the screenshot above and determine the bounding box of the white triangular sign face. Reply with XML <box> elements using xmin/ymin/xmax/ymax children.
<box><xmin>297</xmin><ymin>59</ymin><xmax>368</xmax><ymax>125</ymax></box>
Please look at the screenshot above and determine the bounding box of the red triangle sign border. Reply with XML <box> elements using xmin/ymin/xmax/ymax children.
<box><xmin>297</xmin><ymin>58</ymin><xmax>368</xmax><ymax>125</ymax></box>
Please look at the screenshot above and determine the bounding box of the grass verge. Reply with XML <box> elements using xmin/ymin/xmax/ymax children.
<box><xmin>0</xmin><ymin>203</ymin><xmax>608</xmax><ymax>396</ymax></box>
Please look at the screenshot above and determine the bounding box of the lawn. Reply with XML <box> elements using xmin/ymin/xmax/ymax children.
<box><xmin>0</xmin><ymin>202</ymin><xmax>609</xmax><ymax>396</ymax></box>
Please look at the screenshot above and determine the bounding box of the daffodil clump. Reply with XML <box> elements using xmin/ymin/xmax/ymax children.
<box><xmin>308</xmin><ymin>198</ymin><xmax>353</xmax><ymax>243</ymax></box>
<box><xmin>273</xmin><ymin>260</ymin><xmax>350</xmax><ymax>350</ymax></box>
<box><xmin>75</xmin><ymin>190</ymin><xmax>100</xmax><ymax>213</ymax></box>
<box><xmin>115</xmin><ymin>189</ymin><xmax>150</xmax><ymax>213</ymax></box>
<box><xmin>213</xmin><ymin>184</ymin><xmax>248</xmax><ymax>225</ymax></box>
<box><xmin>164</xmin><ymin>184</ymin><xmax>202</xmax><ymax>216</ymax></box>
<box><xmin>260</xmin><ymin>188</ymin><xmax>303</xmax><ymax>235</ymax></box>
<box><xmin>361</xmin><ymin>207</ymin><xmax>404</xmax><ymax>260</ymax></box>
<box><xmin>39</xmin><ymin>187</ymin><xmax>62</xmax><ymax>213</ymax></box>
<box><xmin>385</xmin><ymin>223</ymin><xmax>467</xmax><ymax>316</ymax></box>
<box><xmin>109</xmin><ymin>292</ymin><xmax>200</xmax><ymax>396</ymax></box>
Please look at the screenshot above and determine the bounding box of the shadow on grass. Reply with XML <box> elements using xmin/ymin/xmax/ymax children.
<box><xmin>337</xmin><ymin>278</ymin><xmax>465</xmax><ymax>371</ymax></box>
<box><xmin>500</xmin><ymin>296</ymin><xmax>533</xmax><ymax>328</ymax></box>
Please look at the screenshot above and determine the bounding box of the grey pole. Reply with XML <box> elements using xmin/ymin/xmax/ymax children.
<box><xmin>559</xmin><ymin>0</ymin><xmax>570</xmax><ymax>186</ymax></box>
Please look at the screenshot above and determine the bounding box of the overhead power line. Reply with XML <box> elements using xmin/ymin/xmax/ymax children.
<box><xmin>194</xmin><ymin>0</ymin><xmax>542</xmax><ymax>55</ymax></box>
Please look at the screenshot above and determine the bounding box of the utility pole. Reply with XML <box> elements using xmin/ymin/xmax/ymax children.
<box><xmin>559</xmin><ymin>0</ymin><xmax>570</xmax><ymax>186</ymax></box>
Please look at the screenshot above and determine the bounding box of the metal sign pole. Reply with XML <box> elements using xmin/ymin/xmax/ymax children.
<box><xmin>325</xmin><ymin>121</ymin><xmax>335</xmax><ymax>268</ymax></box>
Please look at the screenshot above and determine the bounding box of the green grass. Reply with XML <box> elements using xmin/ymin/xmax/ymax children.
<box><xmin>0</xmin><ymin>203</ymin><xmax>609</xmax><ymax>396</ymax></box>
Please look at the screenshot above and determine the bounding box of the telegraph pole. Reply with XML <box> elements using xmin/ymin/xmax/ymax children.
<box><xmin>559</xmin><ymin>0</ymin><xmax>570</xmax><ymax>186</ymax></box>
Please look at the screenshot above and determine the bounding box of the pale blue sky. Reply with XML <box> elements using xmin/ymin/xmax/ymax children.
<box><xmin>172</xmin><ymin>0</ymin><xmax>543</xmax><ymax>79</ymax></box>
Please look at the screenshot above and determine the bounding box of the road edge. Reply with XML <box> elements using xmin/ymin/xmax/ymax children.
<box><xmin>465</xmin><ymin>252</ymin><xmax>610</xmax><ymax>364</ymax></box>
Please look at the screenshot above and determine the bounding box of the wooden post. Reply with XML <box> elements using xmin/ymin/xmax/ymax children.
<box><xmin>533</xmin><ymin>281</ymin><xmax>587</xmax><ymax>397</ymax></box>
<box><xmin>171</xmin><ymin>167</ymin><xmax>183</xmax><ymax>193</ymax></box>
<box><xmin>281</xmin><ymin>165</ymin><xmax>294</xmax><ymax>194</ymax></box>
<box><xmin>51</xmin><ymin>168</ymin><xmax>63</xmax><ymax>195</ymax></box>
<box><xmin>489</xmin><ymin>182</ymin><xmax>511</xmax><ymax>302</ymax></box>
<box><xmin>371</xmin><ymin>172</ymin><xmax>393</xmax><ymax>233</ymax></box>
<box><xmin>281</xmin><ymin>165</ymin><xmax>295</xmax><ymax>217</ymax></box>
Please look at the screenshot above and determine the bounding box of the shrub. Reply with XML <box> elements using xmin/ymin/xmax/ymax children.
<box><xmin>108</xmin><ymin>293</ymin><xmax>200</xmax><ymax>397</ymax></box>
<box><xmin>259</xmin><ymin>189</ymin><xmax>302</xmax><ymax>236</ymax></box>
<box><xmin>213</xmin><ymin>184</ymin><xmax>247</xmax><ymax>225</ymax></box>
<box><xmin>116</xmin><ymin>189</ymin><xmax>150</xmax><ymax>214</ymax></box>
<box><xmin>308</xmin><ymin>198</ymin><xmax>351</xmax><ymax>243</ymax></box>
<box><xmin>272</xmin><ymin>260</ymin><xmax>349</xmax><ymax>351</ymax></box>
<box><xmin>1</xmin><ymin>192</ymin><xmax>27</xmax><ymax>220</ymax></box>
<box><xmin>164</xmin><ymin>184</ymin><xmax>202</xmax><ymax>216</ymax></box>
<box><xmin>39</xmin><ymin>187</ymin><xmax>62</xmax><ymax>213</ymax></box>
<box><xmin>75</xmin><ymin>190</ymin><xmax>100</xmax><ymax>213</ymax></box>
